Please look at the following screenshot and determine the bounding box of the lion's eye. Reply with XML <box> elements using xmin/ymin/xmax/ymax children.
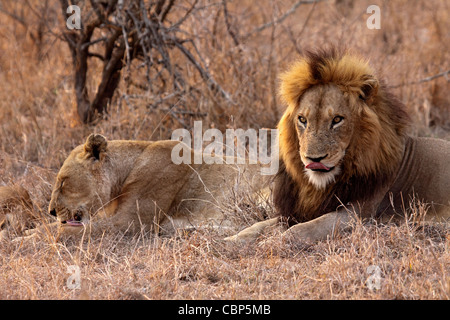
<box><xmin>298</xmin><ymin>116</ymin><xmax>307</xmax><ymax>127</ymax></box>
<box><xmin>332</xmin><ymin>116</ymin><xmax>344</xmax><ymax>127</ymax></box>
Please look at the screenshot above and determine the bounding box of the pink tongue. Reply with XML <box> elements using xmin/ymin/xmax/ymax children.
<box><xmin>306</xmin><ymin>162</ymin><xmax>330</xmax><ymax>171</ymax></box>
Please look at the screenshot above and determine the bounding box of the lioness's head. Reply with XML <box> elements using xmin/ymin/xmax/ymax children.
<box><xmin>278</xmin><ymin>48</ymin><xmax>409</xmax><ymax>190</ymax></box>
<box><xmin>49</xmin><ymin>134</ymin><xmax>110</xmax><ymax>226</ymax></box>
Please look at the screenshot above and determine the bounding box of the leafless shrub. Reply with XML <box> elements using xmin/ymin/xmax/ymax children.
<box><xmin>58</xmin><ymin>0</ymin><xmax>236</xmax><ymax>124</ymax></box>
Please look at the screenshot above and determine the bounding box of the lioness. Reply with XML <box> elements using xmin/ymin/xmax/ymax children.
<box><xmin>226</xmin><ymin>48</ymin><xmax>450</xmax><ymax>243</ymax></box>
<box><xmin>10</xmin><ymin>134</ymin><xmax>267</xmax><ymax>240</ymax></box>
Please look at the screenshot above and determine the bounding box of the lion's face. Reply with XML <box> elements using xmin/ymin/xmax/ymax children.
<box><xmin>49</xmin><ymin>134</ymin><xmax>111</xmax><ymax>227</ymax></box>
<box><xmin>294</xmin><ymin>84</ymin><xmax>354</xmax><ymax>189</ymax></box>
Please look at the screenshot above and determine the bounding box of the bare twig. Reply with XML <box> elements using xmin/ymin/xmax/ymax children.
<box><xmin>241</xmin><ymin>0</ymin><xmax>325</xmax><ymax>40</ymax></box>
<box><xmin>0</xmin><ymin>4</ymin><xmax>27</xmax><ymax>27</ymax></box>
<box><xmin>80</xmin><ymin>37</ymin><xmax>108</xmax><ymax>51</ymax></box>
<box><xmin>283</xmin><ymin>0</ymin><xmax>317</xmax><ymax>55</ymax></box>
<box><xmin>160</xmin><ymin>0</ymin><xmax>175</xmax><ymax>22</ymax></box>
<box><xmin>222</xmin><ymin>0</ymin><xmax>240</xmax><ymax>46</ymax></box>
<box><xmin>87</xmin><ymin>52</ymin><xmax>105</xmax><ymax>61</ymax></box>
<box><xmin>389</xmin><ymin>70</ymin><xmax>450</xmax><ymax>88</ymax></box>
<box><xmin>173</xmin><ymin>40</ymin><xmax>234</xmax><ymax>104</ymax></box>
<box><xmin>170</xmin><ymin>0</ymin><xmax>198</xmax><ymax>30</ymax></box>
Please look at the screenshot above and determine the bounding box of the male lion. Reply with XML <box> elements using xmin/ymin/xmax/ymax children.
<box><xmin>226</xmin><ymin>48</ymin><xmax>450</xmax><ymax>243</ymax></box>
<box><xmin>10</xmin><ymin>134</ymin><xmax>266</xmax><ymax>240</ymax></box>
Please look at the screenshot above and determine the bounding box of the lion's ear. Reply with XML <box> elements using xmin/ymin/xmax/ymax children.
<box><xmin>84</xmin><ymin>134</ymin><xmax>107</xmax><ymax>161</ymax></box>
<box><xmin>359</xmin><ymin>74</ymin><xmax>379</xmax><ymax>104</ymax></box>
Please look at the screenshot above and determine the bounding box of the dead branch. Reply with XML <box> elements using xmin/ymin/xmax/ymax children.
<box><xmin>172</xmin><ymin>39</ymin><xmax>234</xmax><ymax>104</ymax></box>
<box><xmin>222</xmin><ymin>0</ymin><xmax>240</xmax><ymax>46</ymax></box>
<box><xmin>390</xmin><ymin>70</ymin><xmax>450</xmax><ymax>88</ymax></box>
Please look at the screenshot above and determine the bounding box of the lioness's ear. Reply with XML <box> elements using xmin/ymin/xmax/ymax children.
<box><xmin>84</xmin><ymin>134</ymin><xmax>107</xmax><ymax>161</ymax></box>
<box><xmin>359</xmin><ymin>74</ymin><xmax>379</xmax><ymax>103</ymax></box>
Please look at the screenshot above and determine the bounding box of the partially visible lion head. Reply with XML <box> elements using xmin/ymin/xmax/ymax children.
<box><xmin>48</xmin><ymin>134</ymin><xmax>111</xmax><ymax>226</ymax></box>
<box><xmin>275</xmin><ymin>47</ymin><xmax>410</xmax><ymax>224</ymax></box>
<box><xmin>0</xmin><ymin>185</ymin><xmax>34</xmax><ymax>238</ymax></box>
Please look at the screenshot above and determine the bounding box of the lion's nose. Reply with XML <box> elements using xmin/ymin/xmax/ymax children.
<box><xmin>49</xmin><ymin>209</ymin><xmax>56</xmax><ymax>216</ymax></box>
<box><xmin>306</xmin><ymin>154</ymin><xmax>328</xmax><ymax>162</ymax></box>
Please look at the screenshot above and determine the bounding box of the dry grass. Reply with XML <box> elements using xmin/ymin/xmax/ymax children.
<box><xmin>0</xmin><ymin>0</ymin><xmax>449</xmax><ymax>300</ymax></box>
<box><xmin>1</xmin><ymin>216</ymin><xmax>448</xmax><ymax>300</ymax></box>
